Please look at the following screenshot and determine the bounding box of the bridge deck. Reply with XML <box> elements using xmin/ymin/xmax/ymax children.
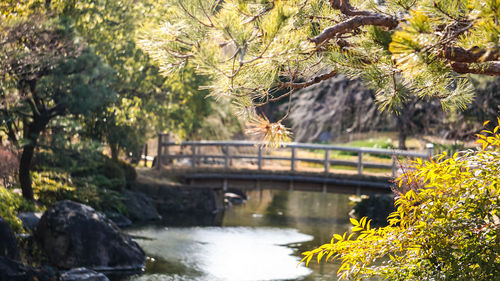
<box><xmin>160</xmin><ymin>167</ymin><xmax>394</xmax><ymax>195</ymax></box>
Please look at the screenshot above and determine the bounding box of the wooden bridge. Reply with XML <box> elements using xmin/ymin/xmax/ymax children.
<box><xmin>155</xmin><ymin>134</ymin><xmax>434</xmax><ymax>195</ymax></box>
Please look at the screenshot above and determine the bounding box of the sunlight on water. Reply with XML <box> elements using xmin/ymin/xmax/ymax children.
<box><xmin>128</xmin><ymin>226</ymin><xmax>313</xmax><ymax>281</ymax></box>
<box><xmin>127</xmin><ymin>190</ymin><xmax>353</xmax><ymax>281</ymax></box>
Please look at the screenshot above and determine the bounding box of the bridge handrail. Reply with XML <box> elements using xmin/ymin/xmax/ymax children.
<box><xmin>156</xmin><ymin>135</ymin><xmax>434</xmax><ymax>177</ymax></box>
<box><xmin>160</xmin><ymin>140</ymin><xmax>429</xmax><ymax>158</ymax></box>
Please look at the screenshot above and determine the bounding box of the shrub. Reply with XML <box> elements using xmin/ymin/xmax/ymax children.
<box><xmin>118</xmin><ymin>160</ymin><xmax>137</xmax><ymax>182</ymax></box>
<box><xmin>98</xmin><ymin>159</ymin><xmax>126</xmax><ymax>190</ymax></box>
<box><xmin>302</xmin><ymin>120</ymin><xmax>500</xmax><ymax>280</ymax></box>
<box><xmin>0</xmin><ymin>146</ymin><xmax>19</xmax><ymax>188</ymax></box>
<box><xmin>32</xmin><ymin>171</ymin><xmax>76</xmax><ymax>206</ymax></box>
<box><xmin>0</xmin><ymin>186</ymin><xmax>36</xmax><ymax>233</ymax></box>
<box><xmin>32</xmin><ymin>171</ymin><xmax>127</xmax><ymax>216</ymax></box>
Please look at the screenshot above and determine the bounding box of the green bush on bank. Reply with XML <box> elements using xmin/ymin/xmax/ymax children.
<box><xmin>32</xmin><ymin>171</ymin><xmax>128</xmax><ymax>216</ymax></box>
<box><xmin>0</xmin><ymin>186</ymin><xmax>36</xmax><ymax>233</ymax></box>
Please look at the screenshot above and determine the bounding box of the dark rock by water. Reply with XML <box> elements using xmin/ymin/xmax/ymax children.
<box><xmin>34</xmin><ymin>200</ymin><xmax>145</xmax><ymax>270</ymax></box>
<box><xmin>17</xmin><ymin>212</ymin><xmax>43</xmax><ymax>232</ymax></box>
<box><xmin>0</xmin><ymin>216</ymin><xmax>20</xmax><ymax>260</ymax></box>
<box><xmin>122</xmin><ymin>190</ymin><xmax>161</xmax><ymax>223</ymax></box>
<box><xmin>350</xmin><ymin>194</ymin><xmax>396</xmax><ymax>225</ymax></box>
<box><xmin>108</xmin><ymin>213</ymin><xmax>133</xmax><ymax>228</ymax></box>
<box><xmin>60</xmin><ymin>268</ymin><xmax>110</xmax><ymax>281</ymax></box>
<box><xmin>0</xmin><ymin>256</ymin><xmax>57</xmax><ymax>281</ymax></box>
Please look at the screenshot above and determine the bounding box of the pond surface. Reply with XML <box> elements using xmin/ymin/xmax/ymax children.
<box><xmin>126</xmin><ymin>190</ymin><xmax>353</xmax><ymax>281</ymax></box>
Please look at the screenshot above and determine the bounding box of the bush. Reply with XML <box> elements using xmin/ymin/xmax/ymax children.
<box><xmin>0</xmin><ymin>186</ymin><xmax>36</xmax><ymax>233</ymax></box>
<box><xmin>32</xmin><ymin>171</ymin><xmax>76</xmax><ymax>206</ymax></box>
<box><xmin>118</xmin><ymin>160</ymin><xmax>137</xmax><ymax>182</ymax></box>
<box><xmin>302</xmin><ymin>120</ymin><xmax>500</xmax><ymax>280</ymax></box>
<box><xmin>98</xmin><ymin>160</ymin><xmax>126</xmax><ymax>190</ymax></box>
<box><xmin>0</xmin><ymin>146</ymin><xmax>19</xmax><ymax>188</ymax></box>
<box><xmin>32</xmin><ymin>171</ymin><xmax>127</xmax><ymax>216</ymax></box>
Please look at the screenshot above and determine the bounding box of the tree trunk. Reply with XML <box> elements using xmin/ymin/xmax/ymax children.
<box><xmin>398</xmin><ymin>130</ymin><xmax>407</xmax><ymax>150</ymax></box>
<box><xmin>19</xmin><ymin>116</ymin><xmax>49</xmax><ymax>201</ymax></box>
<box><xmin>19</xmin><ymin>143</ymin><xmax>35</xmax><ymax>201</ymax></box>
<box><xmin>397</xmin><ymin>115</ymin><xmax>408</xmax><ymax>150</ymax></box>
<box><xmin>110</xmin><ymin>143</ymin><xmax>119</xmax><ymax>162</ymax></box>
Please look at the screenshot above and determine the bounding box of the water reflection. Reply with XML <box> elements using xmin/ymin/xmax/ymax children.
<box><xmin>128</xmin><ymin>190</ymin><xmax>353</xmax><ymax>281</ymax></box>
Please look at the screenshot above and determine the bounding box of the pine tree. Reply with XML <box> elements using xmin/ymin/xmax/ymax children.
<box><xmin>139</xmin><ymin>0</ymin><xmax>499</xmax><ymax>140</ymax></box>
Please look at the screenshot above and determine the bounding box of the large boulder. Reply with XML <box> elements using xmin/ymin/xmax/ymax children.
<box><xmin>0</xmin><ymin>216</ymin><xmax>20</xmax><ymax>260</ymax></box>
<box><xmin>60</xmin><ymin>268</ymin><xmax>109</xmax><ymax>281</ymax></box>
<box><xmin>122</xmin><ymin>190</ymin><xmax>161</xmax><ymax>223</ymax></box>
<box><xmin>34</xmin><ymin>200</ymin><xmax>145</xmax><ymax>270</ymax></box>
<box><xmin>0</xmin><ymin>256</ymin><xmax>57</xmax><ymax>281</ymax></box>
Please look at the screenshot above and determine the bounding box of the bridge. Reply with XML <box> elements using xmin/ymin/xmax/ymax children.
<box><xmin>155</xmin><ymin>134</ymin><xmax>433</xmax><ymax>195</ymax></box>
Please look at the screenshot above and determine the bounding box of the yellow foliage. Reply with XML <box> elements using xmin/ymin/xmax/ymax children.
<box><xmin>301</xmin><ymin>119</ymin><xmax>500</xmax><ymax>280</ymax></box>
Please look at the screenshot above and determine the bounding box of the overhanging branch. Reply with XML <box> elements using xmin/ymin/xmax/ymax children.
<box><xmin>441</xmin><ymin>46</ymin><xmax>499</xmax><ymax>63</ymax></box>
<box><xmin>280</xmin><ymin>70</ymin><xmax>338</xmax><ymax>90</ymax></box>
<box><xmin>451</xmin><ymin>61</ymin><xmax>500</xmax><ymax>76</ymax></box>
<box><xmin>311</xmin><ymin>15</ymin><xmax>398</xmax><ymax>45</ymax></box>
<box><xmin>329</xmin><ymin>0</ymin><xmax>379</xmax><ymax>17</ymax></box>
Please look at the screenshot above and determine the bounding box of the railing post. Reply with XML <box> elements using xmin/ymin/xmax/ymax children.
<box><xmin>257</xmin><ymin>145</ymin><xmax>262</xmax><ymax>171</ymax></box>
<box><xmin>191</xmin><ymin>143</ymin><xmax>196</xmax><ymax>168</ymax></box>
<box><xmin>144</xmin><ymin>143</ymin><xmax>148</xmax><ymax>167</ymax></box>
<box><xmin>164</xmin><ymin>134</ymin><xmax>170</xmax><ymax>166</ymax></box>
<box><xmin>324</xmin><ymin>149</ymin><xmax>330</xmax><ymax>175</ymax></box>
<box><xmin>291</xmin><ymin>146</ymin><xmax>296</xmax><ymax>172</ymax></box>
<box><xmin>426</xmin><ymin>143</ymin><xmax>434</xmax><ymax>159</ymax></box>
<box><xmin>357</xmin><ymin>152</ymin><xmax>363</xmax><ymax>175</ymax></box>
<box><xmin>392</xmin><ymin>155</ymin><xmax>397</xmax><ymax>177</ymax></box>
<box><xmin>156</xmin><ymin>133</ymin><xmax>162</xmax><ymax>170</ymax></box>
<box><xmin>224</xmin><ymin>144</ymin><xmax>229</xmax><ymax>170</ymax></box>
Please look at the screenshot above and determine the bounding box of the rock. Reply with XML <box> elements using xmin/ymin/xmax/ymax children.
<box><xmin>0</xmin><ymin>256</ymin><xmax>57</xmax><ymax>281</ymax></box>
<box><xmin>108</xmin><ymin>213</ymin><xmax>133</xmax><ymax>228</ymax></box>
<box><xmin>224</xmin><ymin>192</ymin><xmax>246</xmax><ymax>205</ymax></box>
<box><xmin>276</xmin><ymin>75</ymin><xmax>396</xmax><ymax>142</ymax></box>
<box><xmin>0</xmin><ymin>216</ymin><xmax>20</xmax><ymax>260</ymax></box>
<box><xmin>34</xmin><ymin>200</ymin><xmax>145</xmax><ymax>270</ymax></box>
<box><xmin>350</xmin><ymin>194</ymin><xmax>396</xmax><ymax>226</ymax></box>
<box><xmin>17</xmin><ymin>212</ymin><xmax>43</xmax><ymax>232</ymax></box>
<box><xmin>122</xmin><ymin>190</ymin><xmax>161</xmax><ymax>223</ymax></box>
<box><xmin>60</xmin><ymin>268</ymin><xmax>109</xmax><ymax>281</ymax></box>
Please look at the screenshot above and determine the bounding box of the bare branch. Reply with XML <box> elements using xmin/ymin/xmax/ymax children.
<box><xmin>329</xmin><ymin>0</ymin><xmax>378</xmax><ymax>17</ymax></box>
<box><xmin>451</xmin><ymin>61</ymin><xmax>500</xmax><ymax>76</ymax></box>
<box><xmin>311</xmin><ymin>15</ymin><xmax>398</xmax><ymax>45</ymax></box>
<box><xmin>279</xmin><ymin>70</ymin><xmax>337</xmax><ymax>90</ymax></box>
<box><xmin>441</xmin><ymin>46</ymin><xmax>499</xmax><ymax>63</ymax></box>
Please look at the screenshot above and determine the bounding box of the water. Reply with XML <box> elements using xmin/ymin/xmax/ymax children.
<box><xmin>126</xmin><ymin>190</ymin><xmax>353</xmax><ymax>281</ymax></box>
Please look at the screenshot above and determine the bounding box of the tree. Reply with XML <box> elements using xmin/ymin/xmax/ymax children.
<box><xmin>139</xmin><ymin>0</ymin><xmax>499</xmax><ymax>143</ymax></box>
<box><xmin>0</xmin><ymin>16</ymin><xmax>115</xmax><ymax>200</ymax></box>
<box><xmin>300</xmin><ymin>120</ymin><xmax>500</xmax><ymax>280</ymax></box>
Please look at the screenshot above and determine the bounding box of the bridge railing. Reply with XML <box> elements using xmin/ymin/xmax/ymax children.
<box><xmin>156</xmin><ymin>134</ymin><xmax>433</xmax><ymax>177</ymax></box>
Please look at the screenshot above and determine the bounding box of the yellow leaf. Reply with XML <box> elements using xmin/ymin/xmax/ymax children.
<box><xmin>306</xmin><ymin>253</ymin><xmax>313</xmax><ymax>266</ymax></box>
<box><xmin>350</xmin><ymin>218</ymin><xmax>360</xmax><ymax>226</ymax></box>
<box><xmin>352</xmin><ymin>226</ymin><xmax>363</xmax><ymax>232</ymax></box>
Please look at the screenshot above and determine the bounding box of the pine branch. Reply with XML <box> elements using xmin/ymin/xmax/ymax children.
<box><xmin>451</xmin><ymin>61</ymin><xmax>500</xmax><ymax>76</ymax></box>
<box><xmin>329</xmin><ymin>0</ymin><xmax>379</xmax><ymax>17</ymax></box>
<box><xmin>441</xmin><ymin>47</ymin><xmax>499</xmax><ymax>63</ymax></box>
<box><xmin>311</xmin><ymin>15</ymin><xmax>398</xmax><ymax>45</ymax></box>
<box><xmin>312</xmin><ymin>0</ymin><xmax>398</xmax><ymax>45</ymax></box>
<box><xmin>279</xmin><ymin>70</ymin><xmax>338</xmax><ymax>90</ymax></box>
